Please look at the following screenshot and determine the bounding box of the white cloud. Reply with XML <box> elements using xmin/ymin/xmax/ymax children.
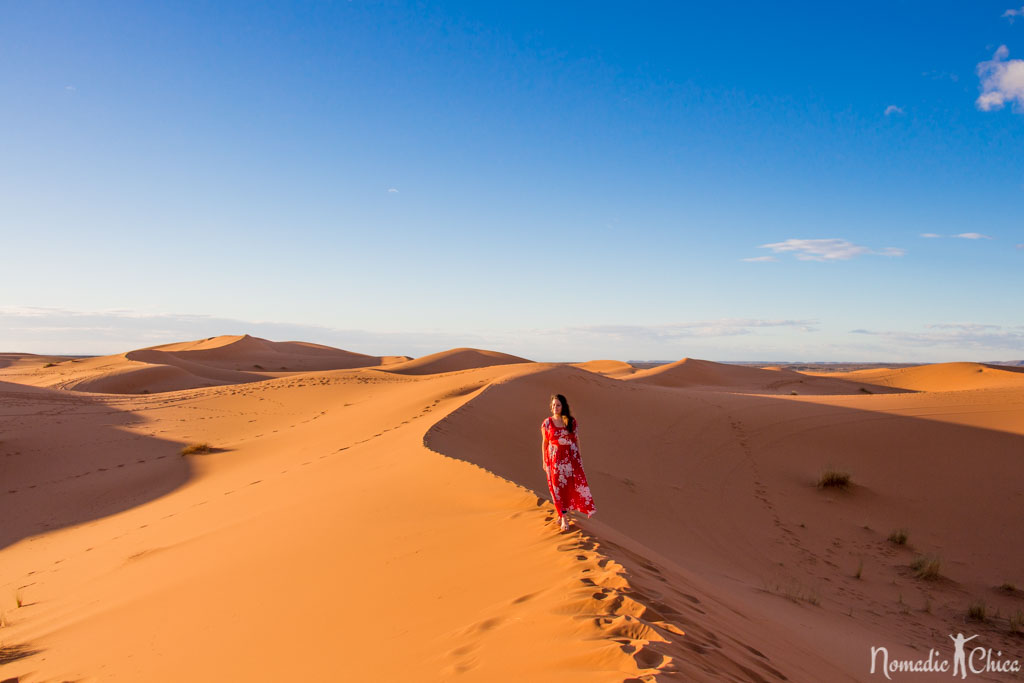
<box><xmin>0</xmin><ymin>306</ymin><xmax>475</xmax><ymax>357</ymax></box>
<box><xmin>756</xmin><ymin>238</ymin><xmax>905</xmax><ymax>262</ymax></box>
<box><xmin>387</xmin><ymin>188</ymin><xmax>398</xmax><ymax>193</ymax></box>
<box><xmin>64</xmin><ymin>85</ymin><xmax>76</xmax><ymax>92</ymax></box>
<box><xmin>920</xmin><ymin>233</ymin><xmax>996</xmax><ymax>240</ymax></box>
<box><xmin>884</xmin><ymin>105</ymin><xmax>904</xmax><ymax>116</ymax></box>
<box><xmin>926</xmin><ymin>322</ymin><xmax>1003</xmax><ymax>331</ymax></box>
<box><xmin>1003</xmin><ymin>6</ymin><xmax>1024</xmax><ymax>21</ymax></box>
<box><xmin>566</xmin><ymin>319</ymin><xmax>819</xmax><ymax>341</ymax></box>
<box><xmin>851</xmin><ymin>323</ymin><xmax>1024</xmax><ymax>351</ymax></box>
<box><xmin>0</xmin><ymin>307</ymin><xmax>826</xmax><ymax>360</ymax></box>
<box><xmin>976</xmin><ymin>45</ymin><xmax>1024</xmax><ymax>112</ymax></box>
<box><xmin>741</xmin><ymin>255</ymin><xmax>777</xmax><ymax>262</ymax></box>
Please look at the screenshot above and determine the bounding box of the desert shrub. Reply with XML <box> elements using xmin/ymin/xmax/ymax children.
<box><xmin>888</xmin><ymin>528</ymin><xmax>908</xmax><ymax>545</ymax></box>
<box><xmin>817</xmin><ymin>465</ymin><xmax>851</xmax><ymax>489</ymax></box>
<box><xmin>910</xmin><ymin>554</ymin><xmax>942</xmax><ymax>580</ymax></box>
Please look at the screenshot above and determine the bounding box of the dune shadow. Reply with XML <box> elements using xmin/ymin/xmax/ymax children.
<box><xmin>0</xmin><ymin>381</ymin><xmax>194</xmax><ymax>550</ymax></box>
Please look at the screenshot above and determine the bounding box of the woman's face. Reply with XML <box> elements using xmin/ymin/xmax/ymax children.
<box><xmin>550</xmin><ymin>398</ymin><xmax>563</xmax><ymax>415</ymax></box>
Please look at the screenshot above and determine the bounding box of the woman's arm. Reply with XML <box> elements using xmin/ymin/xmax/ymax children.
<box><xmin>541</xmin><ymin>427</ymin><xmax>549</xmax><ymax>472</ymax></box>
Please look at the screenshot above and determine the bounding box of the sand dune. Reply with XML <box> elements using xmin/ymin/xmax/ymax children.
<box><xmin>379</xmin><ymin>347</ymin><xmax>531</xmax><ymax>375</ymax></box>
<box><xmin>1</xmin><ymin>335</ymin><xmax>403</xmax><ymax>395</ymax></box>
<box><xmin>142</xmin><ymin>333</ymin><xmax>405</xmax><ymax>371</ymax></box>
<box><xmin>1</xmin><ymin>342</ymin><xmax>1022</xmax><ymax>681</ymax></box>
<box><xmin>808</xmin><ymin>361</ymin><xmax>1024</xmax><ymax>392</ymax></box>
<box><xmin>624</xmin><ymin>357</ymin><xmax>903</xmax><ymax>395</ymax></box>
<box><xmin>570</xmin><ymin>359</ymin><xmax>638</xmax><ymax>378</ymax></box>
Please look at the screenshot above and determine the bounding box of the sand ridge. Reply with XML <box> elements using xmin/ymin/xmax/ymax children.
<box><xmin>0</xmin><ymin>335</ymin><xmax>407</xmax><ymax>395</ymax></box>
<box><xmin>378</xmin><ymin>347</ymin><xmax>532</xmax><ymax>375</ymax></box>
<box><xmin>807</xmin><ymin>361</ymin><xmax>1024</xmax><ymax>392</ymax></box>
<box><xmin>624</xmin><ymin>356</ymin><xmax>906</xmax><ymax>395</ymax></box>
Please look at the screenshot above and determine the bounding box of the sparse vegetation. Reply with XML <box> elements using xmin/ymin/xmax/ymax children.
<box><xmin>888</xmin><ymin>528</ymin><xmax>908</xmax><ymax>546</ymax></box>
<box><xmin>817</xmin><ymin>465</ymin><xmax>851</xmax><ymax>489</ymax></box>
<box><xmin>855</xmin><ymin>559</ymin><xmax>863</xmax><ymax>579</ymax></box>
<box><xmin>790</xmin><ymin>391</ymin><xmax>798</xmax><ymax>395</ymax></box>
<box><xmin>761</xmin><ymin>576</ymin><xmax>821</xmax><ymax>606</ymax></box>
<box><xmin>910</xmin><ymin>554</ymin><xmax>942</xmax><ymax>580</ymax></box>
<box><xmin>253</xmin><ymin>364</ymin><xmax>264</xmax><ymax>369</ymax></box>
<box><xmin>180</xmin><ymin>443</ymin><xmax>212</xmax><ymax>456</ymax></box>
<box><xmin>859</xmin><ymin>387</ymin><xmax>874</xmax><ymax>394</ymax></box>
<box><xmin>999</xmin><ymin>582</ymin><xmax>1017</xmax><ymax>593</ymax></box>
<box><xmin>43</xmin><ymin>362</ymin><xmax>57</xmax><ymax>368</ymax></box>
<box><xmin>899</xmin><ymin>600</ymin><xmax>910</xmax><ymax>615</ymax></box>
<box><xmin>14</xmin><ymin>591</ymin><xmax>22</xmax><ymax>608</ymax></box>
<box><xmin>1009</xmin><ymin>610</ymin><xmax>1023</xmax><ymax>635</ymax></box>
<box><xmin>968</xmin><ymin>600</ymin><xmax>987</xmax><ymax>622</ymax></box>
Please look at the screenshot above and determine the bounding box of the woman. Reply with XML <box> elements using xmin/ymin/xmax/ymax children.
<box><xmin>541</xmin><ymin>393</ymin><xmax>596</xmax><ymax>532</ymax></box>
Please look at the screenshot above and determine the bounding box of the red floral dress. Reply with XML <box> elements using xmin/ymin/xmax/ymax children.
<box><xmin>541</xmin><ymin>416</ymin><xmax>596</xmax><ymax>518</ymax></box>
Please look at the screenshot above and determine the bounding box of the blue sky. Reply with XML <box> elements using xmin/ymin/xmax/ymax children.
<box><xmin>1</xmin><ymin>1</ymin><xmax>1022</xmax><ymax>361</ymax></box>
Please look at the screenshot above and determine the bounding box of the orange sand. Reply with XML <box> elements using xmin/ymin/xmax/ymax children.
<box><xmin>1</xmin><ymin>336</ymin><xmax>1022</xmax><ymax>681</ymax></box>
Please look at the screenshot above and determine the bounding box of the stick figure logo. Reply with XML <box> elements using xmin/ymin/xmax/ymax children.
<box><xmin>949</xmin><ymin>633</ymin><xmax>978</xmax><ymax>679</ymax></box>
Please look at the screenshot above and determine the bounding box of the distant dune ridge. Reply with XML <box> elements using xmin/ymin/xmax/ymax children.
<box><xmin>0</xmin><ymin>334</ymin><xmax>409</xmax><ymax>394</ymax></box>
<box><xmin>1</xmin><ymin>335</ymin><xmax>1023</xmax><ymax>681</ymax></box>
<box><xmin>569</xmin><ymin>359</ymin><xmax>639</xmax><ymax>378</ymax></box>
<box><xmin>622</xmin><ymin>356</ymin><xmax>905</xmax><ymax>395</ymax></box>
<box><xmin>807</xmin><ymin>361</ymin><xmax>1024</xmax><ymax>392</ymax></box>
<box><xmin>377</xmin><ymin>347</ymin><xmax>531</xmax><ymax>375</ymax></box>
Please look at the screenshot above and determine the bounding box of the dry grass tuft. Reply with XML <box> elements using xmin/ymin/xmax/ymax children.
<box><xmin>761</xmin><ymin>576</ymin><xmax>821</xmax><ymax>606</ymax></box>
<box><xmin>910</xmin><ymin>554</ymin><xmax>942</xmax><ymax>580</ymax></box>
<box><xmin>888</xmin><ymin>528</ymin><xmax>908</xmax><ymax>545</ymax></box>
<box><xmin>817</xmin><ymin>465</ymin><xmax>851</xmax><ymax>489</ymax></box>
<box><xmin>180</xmin><ymin>443</ymin><xmax>212</xmax><ymax>456</ymax></box>
<box><xmin>1009</xmin><ymin>609</ymin><xmax>1023</xmax><ymax>635</ymax></box>
<box><xmin>967</xmin><ymin>600</ymin><xmax>987</xmax><ymax>622</ymax></box>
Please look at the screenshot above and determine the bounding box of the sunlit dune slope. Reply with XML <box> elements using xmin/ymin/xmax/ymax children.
<box><xmin>0</xmin><ymin>334</ymin><xmax>402</xmax><ymax>394</ymax></box>
<box><xmin>0</xmin><ymin>365</ymin><xmax>696</xmax><ymax>681</ymax></box>
<box><xmin>623</xmin><ymin>357</ymin><xmax>904</xmax><ymax>394</ymax></box>
<box><xmin>426</xmin><ymin>360</ymin><xmax>1024</xmax><ymax>676</ymax></box>
<box><xmin>570</xmin><ymin>359</ymin><xmax>638</xmax><ymax>378</ymax></box>
<box><xmin>807</xmin><ymin>361</ymin><xmax>1024</xmax><ymax>392</ymax></box>
<box><xmin>379</xmin><ymin>347</ymin><xmax>532</xmax><ymax>375</ymax></box>
<box><xmin>2</xmin><ymin>345</ymin><xmax>1023</xmax><ymax>681</ymax></box>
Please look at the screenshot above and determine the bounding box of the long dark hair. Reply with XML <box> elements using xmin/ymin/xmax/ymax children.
<box><xmin>550</xmin><ymin>393</ymin><xmax>575</xmax><ymax>433</ymax></box>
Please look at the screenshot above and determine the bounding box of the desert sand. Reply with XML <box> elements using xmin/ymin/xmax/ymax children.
<box><xmin>2</xmin><ymin>335</ymin><xmax>1023</xmax><ymax>681</ymax></box>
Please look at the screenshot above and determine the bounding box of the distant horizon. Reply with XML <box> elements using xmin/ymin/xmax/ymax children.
<box><xmin>3</xmin><ymin>333</ymin><xmax>1020</xmax><ymax>368</ymax></box>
